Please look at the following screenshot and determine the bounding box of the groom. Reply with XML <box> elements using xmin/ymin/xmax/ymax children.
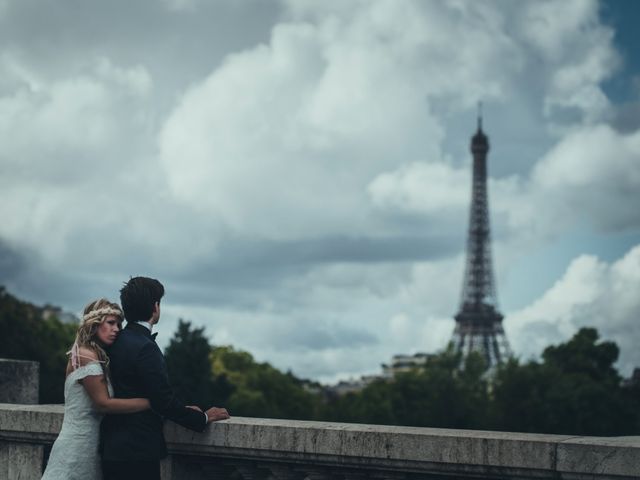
<box><xmin>100</xmin><ymin>276</ymin><xmax>230</xmax><ymax>480</ymax></box>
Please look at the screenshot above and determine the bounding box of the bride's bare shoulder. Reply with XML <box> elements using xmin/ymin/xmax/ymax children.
<box><xmin>77</xmin><ymin>347</ymin><xmax>99</xmax><ymax>366</ymax></box>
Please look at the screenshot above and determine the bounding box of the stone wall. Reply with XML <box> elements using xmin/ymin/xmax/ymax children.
<box><xmin>0</xmin><ymin>403</ymin><xmax>639</xmax><ymax>479</ymax></box>
<box><xmin>0</xmin><ymin>359</ymin><xmax>39</xmax><ymax>404</ymax></box>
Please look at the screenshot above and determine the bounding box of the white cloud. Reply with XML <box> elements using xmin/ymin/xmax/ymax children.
<box><xmin>160</xmin><ymin>0</ymin><xmax>201</xmax><ymax>12</ymax></box>
<box><xmin>515</xmin><ymin>0</ymin><xmax>618</xmax><ymax>124</ymax></box>
<box><xmin>158</xmin><ymin>0</ymin><xmax>534</xmax><ymax>241</ymax></box>
<box><xmin>0</xmin><ymin>0</ymin><xmax>637</xmax><ymax>383</ymax></box>
<box><xmin>517</xmin><ymin>0</ymin><xmax>597</xmax><ymax>61</ymax></box>
<box><xmin>155</xmin><ymin>255</ymin><xmax>463</xmax><ymax>382</ymax></box>
<box><xmin>368</xmin><ymin>162</ymin><xmax>469</xmax><ymax>215</ymax></box>
<box><xmin>0</xmin><ymin>57</ymin><xmax>152</xmax><ymax>182</ymax></box>
<box><xmin>507</xmin><ymin>244</ymin><xmax>640</xmax><ymax>375</ymax></box>
<box><xmin>94</xmin><ymin>58</ymin><xmax>152</xmax><ymax>97</ymax></box>
<box><xmin>158</xmin><ymin>0</ymin><xmax>625</xmax><ymax>250</ymax></box>
<box><xmin>0</xmin><ymin>56</ymin><xmax>166</xmax><ymax>265</ymax></box>
<box><xmin>367</xmin><ymin>120</ymin><xmax>640</xmax><ymax>250</ymax></box>
<box><xmin>531</xmin><ymin>124</ymin><xmax>640</xmax><ymax>231</ymax></box>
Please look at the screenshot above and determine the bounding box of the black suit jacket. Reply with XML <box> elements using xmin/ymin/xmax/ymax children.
<box><xmin>100</xmin><ymin>322</ymin><xmax>206</xmax><ymax>461</ymax></box>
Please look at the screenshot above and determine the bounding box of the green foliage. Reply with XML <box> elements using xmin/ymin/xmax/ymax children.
<box><xmin>323</xmin><ymin>349</ymin><xmax>489</xmax><ymax>429</ymax></box>
<box><xmin>542</xmin><ymin>327</ymin><xmax>620</xmax><ymax>382</ymax></box>
<box><xmin>36</xmin><ymin>315</ymin><xmax>77</xmax><ymax>403</ymax></box>
<box><xmin>165</xmin><ymin>319</ymin><xmax>232</xmax><ymax>407</ymax></box>
<box><xmin>324</xmin><ymin>330</ymin><xmax>640</xmax><ymax>436</ymax></box>
<box><xmin>164</xmin><ymin>321</ymin><xmax>320</xmax><ymax>419</ymax></box>
<box><xmin>0</xmin><ymin>287</ymin><xmax>76</xmax><ymax>403</ymax></box>
<box><xmin>491</xmin><ymin>328</ymin><xmax>638</xmax><ymax>435</ymax></box>
<box><xmin>326</xmin><ymin>378</ymin><xmax>395</xmax><ymax>425</ymax></box>
<box><xmin>2</xmin><ymin>287</ymin><xmax>639</xmax><ymax>436</ymax></box>
<box><xmin>210</xmin><ymin>345</ymin><xmax>320</xmax><ymax>419</ymax></box>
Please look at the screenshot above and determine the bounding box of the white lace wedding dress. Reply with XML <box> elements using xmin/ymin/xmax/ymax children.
<box><xmin>42</xmin><ymin>362</ymin><xmax>112</xmax><ymax>480</ymax></box>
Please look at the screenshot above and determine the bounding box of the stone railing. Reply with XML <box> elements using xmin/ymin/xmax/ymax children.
<box><xmin>0</xmin><ymin>403</ymin><xmax>639</xmax><ymax>480</ymax></box>
<box><xmin>0</xmin><ymin>359</ymin><xmax>38</xmax><ymax>404</ymax></box>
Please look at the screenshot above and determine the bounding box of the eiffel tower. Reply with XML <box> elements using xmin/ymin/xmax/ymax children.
<box><xmin>452</xmin><ymin>109</ymin><xmax>511</xmax><ymax>368</ymax></box>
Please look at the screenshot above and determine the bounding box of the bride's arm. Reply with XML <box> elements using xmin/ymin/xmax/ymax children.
<box><xmin>82</xmin><ymin>375</ymin><xmax>150</xmax><ymax>414</ymax></box>
<box><xmin>77</xmin><ymin>348</ymin><xmax>150</xmax><ymax>414</ymax></box>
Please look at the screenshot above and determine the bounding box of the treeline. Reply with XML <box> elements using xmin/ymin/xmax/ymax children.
<box><xmin>324</xmin><ymin>328</ymin><xmax>640</xmax><ymax>435</ymax></box>
<box><xmin>0</xmin><ymin>287</ymin><xmax>76</xmax><ymax>403</ymax></box>
<box><xmin>165</xmin><ymin>320</ymin><xmax>321</xmax><ymax>420</ymax></box>
<box><xmin>165</xmin><ymin>321</ymin><xmax>640</xmax><ymax>436</ymax></box>
<box><xmin>1</xmin><ymin>287</ymin><xmax>639</xmax><ymax>435</ymax></box>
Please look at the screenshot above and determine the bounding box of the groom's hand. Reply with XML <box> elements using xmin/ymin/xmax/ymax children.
<box><xmin>205</xmin><ymin>406</ymin><xmax>230</xmax><ymax>423</ymax></box>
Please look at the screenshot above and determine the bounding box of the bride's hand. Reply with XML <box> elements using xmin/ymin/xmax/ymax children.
<box><xmin>186</xmin><ymin>405</ymin><xmax>202</xmax><ymax>412</ymax></box>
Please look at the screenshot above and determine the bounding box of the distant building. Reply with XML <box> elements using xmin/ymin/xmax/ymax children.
<box><xmin>41</xmin><ymin>305</ymin><xmax>79</xmax><ymax>324</ymax></box>
<box><xmin>381</xmin><ymin>353</ymin><xmax>435</xmax><ymax>377</ymax></box>
<box><xmin>301</xmin><ymin>379</ymin><xmax>325</xmax><ymax>396</ymax></box>
<box><xmin>326</xmin><ymin>353</ymin><xmax>437</xmax><ymax>397</ymax></box>
<box><xmin>325</xmin><ymin>374</ymin><xmax>382</xmax><ymax>397</ymax></box>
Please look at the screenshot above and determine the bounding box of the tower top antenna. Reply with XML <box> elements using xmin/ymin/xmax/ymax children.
<box><xmin>477</xmin><ymin>101</ymin><xmax>483</xmax><ymax>130</ymax></box>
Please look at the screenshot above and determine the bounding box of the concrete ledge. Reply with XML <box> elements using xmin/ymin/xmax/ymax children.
<box><xmin>0</xmin><ymin>359</ymin><xmax>39</xmax><ymax>404</ymax></box>
<box><xmin>0</xmin><ymin>404</ymin><xmax>62</xmax><ymax>443</ymax></box>
<box><xmin>1</xmin><ymin>404</ymin><xmax>638</xmax><ymax>479</ymax></box>
<box><xmin>557</xmin><ymin>436</ymin><xmax>640</xmax><ymax>479</ymax></box>
<box><xmin>164</xmin><ymin>417</ymin><xmax>640</xmax><ymax>479</ymax></box>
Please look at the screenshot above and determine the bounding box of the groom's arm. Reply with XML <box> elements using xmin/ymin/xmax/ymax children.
<box><xmin>135</xmin><ymin>342</ymin><xmax>208</xmax><ymax>432</ymax></box>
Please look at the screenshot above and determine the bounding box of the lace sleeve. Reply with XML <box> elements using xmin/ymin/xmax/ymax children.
<box><xmin>72</xmin><ymin>362</ymin><xmax>105</xmax><ymax>380</ymax></box>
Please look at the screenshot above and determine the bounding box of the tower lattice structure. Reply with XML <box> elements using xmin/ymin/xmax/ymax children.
<box><xmin>452</xmin><ymin>113</ymin><xmax>511</xmax><ymax>368</ymax></box>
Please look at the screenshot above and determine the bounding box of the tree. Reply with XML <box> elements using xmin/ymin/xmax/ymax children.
<box><xmin>491</xmin><ymin>328</ymin><xmax>639</xmax><ymax>435</ymax></box>
<box><xmin>322</xmin><ymin>349</ymin><xmax>490</xmax><ymax>429</ymax></box>
<box><xmin>210</xmin><ymin>345</ymin><xmax>320</xmax><ymax>419</ymax></box>
<box><xmin>164</xmin><ymin>319</ymin><xmax>233</xmax><ymax>408</ymax></box>
<box><xmin>3</xmin><ymin>286</ymin><xmax>639</xmax><ymax>435</ymax></box>
<box><xmin>36</xmin><ymin>315</ymin><xmax>77</xmax><ymax>403</ymax></box>
<box><xmin>0</xmin><ymin>287</ymin><xmax>76</xmax><ymax>403</ymax></box>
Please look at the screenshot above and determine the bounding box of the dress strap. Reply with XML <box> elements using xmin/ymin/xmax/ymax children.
<box><xmin>66</xmin><ymin>342</ymin><xmax>106</xmax><ymax>370</ymax></box>
<box><xmin>68</xmin><ymin>340</ymin><xmax>81</xmax><ymax>370</ymax></box>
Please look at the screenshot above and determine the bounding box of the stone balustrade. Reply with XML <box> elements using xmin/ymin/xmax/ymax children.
<box><xmin>0</xmin><ymin>403</ymin><xmax>639</xmax><ymax>479</ymax></box>
<box><xmin>0</xmin><ymin>359</ymin><xmax>38</xmax><ymax>404</ymax></box>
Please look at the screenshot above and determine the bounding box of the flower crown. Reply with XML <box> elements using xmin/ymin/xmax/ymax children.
<box><xmin>83</xmin><ymin>306</ymin><xmax>123</xmax><ymax>322</ymax></box>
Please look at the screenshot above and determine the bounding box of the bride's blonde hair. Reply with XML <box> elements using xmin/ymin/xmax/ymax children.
<box><xmin>69</xmin><ymin>299</ymin><xmax>123</xmax><ymax>371</ymax></box>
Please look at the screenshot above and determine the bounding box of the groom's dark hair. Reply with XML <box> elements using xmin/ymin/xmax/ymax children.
<box><xmin>120</xmin><ymin>276</ymin><xmax>165</xmax><ymax>323</ymax></box>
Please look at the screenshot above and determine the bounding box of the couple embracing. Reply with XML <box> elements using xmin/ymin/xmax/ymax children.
<box><xmin>42</xmin><ymin>276</ymin><xmax>230</xmax><ymax>480</ymax></box>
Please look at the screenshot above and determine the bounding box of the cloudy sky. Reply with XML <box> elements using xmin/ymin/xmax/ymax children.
<box><xmin>1</xmin><ymin>0</ymin><xmax>639</xmax><ymax>383</ymax></box>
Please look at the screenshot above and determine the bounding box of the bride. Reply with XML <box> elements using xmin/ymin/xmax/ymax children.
<box><xmin>42</xmin><ymin>299</ymin><xmax>150</xmax><ymax>480</ymax></box>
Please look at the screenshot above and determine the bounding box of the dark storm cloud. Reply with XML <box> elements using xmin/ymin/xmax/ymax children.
<box><xmin>0</xmin><ymin>240</ymin><xmax>85</xmax><ymax>306</ymax></box>
<box><xmin>0</xmin><ymin>239</ymin><xmax>27</xmax><ymax>281</ymax></box>
<box><xmin>0</xmin><ymin>235</ymin><xmax>171</xmax><ymax>311</ymax></box>
<box><xmin>162</xmin><ymin>233</ymin><xmax>458</xmax><ymax>305</ymax></box>
<box><xmin>219</xmin><ymin>233</ymin><xmax>458</xmax><ymax>268</ymax></box>
<box><xmin>0</xmin><ymin>0</ymin><xmax>279</xmax><ymax>104</ymax></box>
<box><xmin>269</xmin><ymin>322</ymin><xmax>379</xmax><ymax>350</ymax></box>
<box><xmin>611</xmin><ymin>101</ymin><xmax>640</xmax><ymax>134</ymax></box>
